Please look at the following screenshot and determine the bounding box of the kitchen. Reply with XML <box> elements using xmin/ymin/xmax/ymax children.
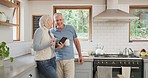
<box><xmin>0</xmin><ymin>0</ymin><xmax>148</xmax><ymax>78</ymax></box>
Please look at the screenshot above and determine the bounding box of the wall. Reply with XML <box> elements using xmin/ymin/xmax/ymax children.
<box><xmin>20</xmin><ymin>0</ymin><xmax>30</xmax><ymax>41</ymax></box>
<box><xmin>7</xmin><ymin>41</ymin><xmax>32</xmax><ymax>58</ymax></box>
<box><xmin>0</xmin><ymin>1</ymin><xmax>33</xmax><ymax>57</ymax></box>
<box><xmin>0</xmin><ymin>5</ymin><xmax>14</xmax><ymax>42</ymax></box>
<box><xmin>0</xmin><ymin>0</ymin><xmax>148</xmax><ymax>56</ymax></box>
<box><xmin>27</xmin><ymin>0</ymin><xmax>148</xmax><ymax>54</ymax></box>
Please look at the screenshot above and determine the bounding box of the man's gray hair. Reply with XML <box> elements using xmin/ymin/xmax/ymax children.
<box><xmin>53</xmin><ymin>13</ymin><xmax>63</xmax><ymax>20</ymax></box>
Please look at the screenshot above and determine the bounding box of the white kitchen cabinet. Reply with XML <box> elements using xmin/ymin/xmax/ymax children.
<box><xmin>21</xmin><ymin>68</ymin><xmax>39</xmax><ymax>78</ymax></box>
<box><xmin>144</xmin><ymin>62</ymin><xmax>148</xmax><ymax>78</ymax></box>
<box><xmin>75</xmin><ymin>62</ymin><xmax>93</xmax><ymax>78</ymax></box>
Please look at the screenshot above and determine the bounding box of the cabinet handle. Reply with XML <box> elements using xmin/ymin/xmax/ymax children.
<box><xmin>29</xmin><ymin>74</ymin><xmax>32</xmax><ymax>78</ymax></box>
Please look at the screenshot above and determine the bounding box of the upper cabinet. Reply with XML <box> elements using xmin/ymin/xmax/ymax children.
<box><xmin>0</xmin><ymin>0</ymin><xmax>18</xmax><ymax>8</ymax></box>
<box><xmin>0</xmin><ymin>0</ymin><xmax>20</xmax><ymax>27</ymax></box>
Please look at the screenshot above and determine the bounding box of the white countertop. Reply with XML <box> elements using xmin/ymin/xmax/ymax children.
<box><xmin>0</xmin><ymin>54</ymin><xmax>94</xmax><ymax>78</ymax></box>
<box><xmin>141</xmin><ymin>56</ymin><xmax>148</xmax><ymax>62</ymax></box>
<box><xmin>1</xmin><ymin>54</ymin><xmax>147</xmax><ymax>78</ymax></box>
<box><xmin>74</xmin><ymin>55</ymin><xmax>94</xmax><ymax>62</ymax></box>
<box><xmin>0</xmin><ymin>54</ymin><xmax>36</xmax><ymax>78</ymax></box>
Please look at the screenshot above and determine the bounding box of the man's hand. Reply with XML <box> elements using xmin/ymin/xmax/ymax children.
<box><xmin>78</xmin><ymin>56</ymin><xmax>84</xmax><ymax>64</ymax></box>
<box><xmin>56</xmin><ymin>42</ymin><xmax>64</xmax><ymax>49</ymax></box>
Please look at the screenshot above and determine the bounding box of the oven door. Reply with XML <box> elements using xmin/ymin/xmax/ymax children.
<box><xmin>93</xmin><ymin>66</ymin><xmax>143</xmax><ymax>78</ymax></box>
<box><xmin>112</xmin><ymin>67</ymin><xmax>143</xmax><ymax>78</ymax></box>
<box><xmin>93</xmin><ymin>59</ymin><xmax>143</xmax><ymax>78</ymax></box>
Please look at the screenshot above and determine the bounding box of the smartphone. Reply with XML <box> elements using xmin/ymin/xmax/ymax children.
<box><xmin>59</xmin><ymin>37</ymin><xmax>67</xmax><ymax>44</ymax></box>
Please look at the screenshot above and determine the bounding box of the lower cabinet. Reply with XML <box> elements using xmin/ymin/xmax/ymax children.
<box><xmin>21</xmin><ymin>68</ymin><xmax>39</xmax><ymax>78</ymax></box>
<box><xmin>75</xmin><ymin>62</ymin><xmax>93</xmax><ymax>78</ymax></box>
<box><xmin>144</xmin><ymin>62</ymin><xmax>148</xmax><ymax>78</ymax></box>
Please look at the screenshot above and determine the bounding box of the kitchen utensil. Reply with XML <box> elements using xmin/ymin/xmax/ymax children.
<box><xmin>95</xmin><ymin>43</ymin><xmax>105</xmax><ymax>55</ymax></box>
<box><xmin>133</xmin><ymin>50</ymin><xmax>140</xmax><ymax>56</ymax></box>
<box><xmin>95</xmin><ymin>49</ymin><xmax>105</xmax><ymax>55</ymax></box>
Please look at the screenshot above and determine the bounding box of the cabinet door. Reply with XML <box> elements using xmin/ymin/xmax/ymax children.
<box><xmin>75</xmin><ymin>62</ymin><xmax>92</xmax><ymax>78</ymax></box>
<box><xmin>75</xmin><ymin>70</ymin><xmax>92</xmax><ymax>78</ymax></box>
<box><xmin>144</xmin><ymin>63</ymin><xmax>148</xmax><ymax>78</ymax></box>
<box><xmin>21</xmin><ymin>68</ymin><xmax>39</xmax><ymax>78</ymax></box>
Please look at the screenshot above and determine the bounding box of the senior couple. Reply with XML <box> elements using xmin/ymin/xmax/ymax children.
<box><xmin>33</xmin><ymin>13</ymin><xmax>84</xmax><ymax>78</ymax></box>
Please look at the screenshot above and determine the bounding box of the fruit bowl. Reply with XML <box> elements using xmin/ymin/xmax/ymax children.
<box><xmin>140</xmin><ymin>52</ymin><xmax>148</xmax><ymax>56</ymax></box>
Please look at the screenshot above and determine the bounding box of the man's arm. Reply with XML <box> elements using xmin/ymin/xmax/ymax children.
<box><xmin>74</xmin><ymin>38</ymin><xmax>84</xmax><ymax>64</ymax></box>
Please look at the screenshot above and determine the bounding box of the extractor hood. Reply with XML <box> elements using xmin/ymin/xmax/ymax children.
<box><xmin>94</xmin><ymin>0</ymin><xmax>139</xmax><ymax>22</ymax></box>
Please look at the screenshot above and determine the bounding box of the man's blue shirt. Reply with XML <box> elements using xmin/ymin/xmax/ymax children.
<box><xmin>50</xmin><ymin>25</ymin><xmax>77</xmax><ymax>61</ymax></box>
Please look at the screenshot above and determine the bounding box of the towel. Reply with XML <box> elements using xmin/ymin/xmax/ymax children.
<box><xmin>95</xmin><ymin>66</ymin><xmax>112</xmax><ymax>78</ymax></box>
<box><xmin>122</xmin><ymin>67</ymin><xmax>131</xmax><ymax>78</ymax></box>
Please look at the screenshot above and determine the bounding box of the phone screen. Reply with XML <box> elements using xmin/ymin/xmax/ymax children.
<box><xmin>59</xmin><ymin>37</ymin><xmax>67</xmax><ymax>44</ymax></box>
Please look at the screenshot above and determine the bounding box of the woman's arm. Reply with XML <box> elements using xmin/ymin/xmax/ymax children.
<box><xmin>33</xmin><ymin>29</ymin><xmax>52</xmax><ymax>51</ymax></box>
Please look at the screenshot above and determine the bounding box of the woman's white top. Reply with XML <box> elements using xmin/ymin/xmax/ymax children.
<box><xmin>33</xmin><ymin>27</ymin><xmax>55</xmax><ymax>61</ymax></box>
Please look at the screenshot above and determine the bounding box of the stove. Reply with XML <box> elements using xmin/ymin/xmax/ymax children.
<box><xmin>93</xmin><ymin>54</ymin><xmax>143</xmax><ymax>78</ymax></box>
<box><xmin>93</xmin><ymin>54</ymin><xmax>140</xmax><ymax>59</ymax></box>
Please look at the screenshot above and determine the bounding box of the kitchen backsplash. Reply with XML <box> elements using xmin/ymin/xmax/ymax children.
<box><xmin>92</xmin><ymin>22</ymin><xmax>129</xmax><ymax>53</ymax></box>
<box><xmin>78</xmin><ymin>22</ymin><xmax>148</xmax><ymax>54</ymax></box>
<box><xmin>7</xmin><ymin>41</ymin><xmax>32</xmax><ymax>58</ymax></box>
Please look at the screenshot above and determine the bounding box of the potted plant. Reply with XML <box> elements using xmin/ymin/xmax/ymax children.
<box><xmin>0</xmin><ymin>42</ymin><xmax>13</xmax><ymax>66</ymax></box>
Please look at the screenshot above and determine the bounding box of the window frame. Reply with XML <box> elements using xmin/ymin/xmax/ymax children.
<box><xmin>53</xmin><ymin>6</ymin><xmax>92</xmax><ymax>41</ymax></box>
<box><xmin>13</xmin><ymin>1</ymin><xmax>20</xmax><ymax>41</ymax></box>
<box><xmin>129</xmin><ymin>5</ymin><xmax>148</xmax><ymax>42</ymax></box>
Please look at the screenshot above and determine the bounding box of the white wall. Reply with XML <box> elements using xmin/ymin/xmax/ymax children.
<box><xmin>27</xmin><ymin>0</ymin><xmax>148</xmax><ymax>53</ymax></box>
<box><xmin>20</xmin><ymin>0</ymin><xmax>30</xmax><ymax>41</ymax></box>
<box><xmin>0</xmin><ymin>0</ymin><xmax>148</xmax><ymax>55</ymax></box>
<box><xmin>0</xmin><ymin>5</ymin><xmax>14</xmax><ymax>42</ymax></box>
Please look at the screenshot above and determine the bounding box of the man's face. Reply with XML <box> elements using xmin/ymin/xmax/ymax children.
<box><xmin>54</xmin><ymin>15</ymin><xmax>64</xmax><ymax>30</ymax></box>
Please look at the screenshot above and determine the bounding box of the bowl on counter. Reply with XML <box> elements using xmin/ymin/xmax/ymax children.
<box><xmin>133</xmin><ymin>50</ymin><xmax>140</xmax><ymax>57</ymax></box>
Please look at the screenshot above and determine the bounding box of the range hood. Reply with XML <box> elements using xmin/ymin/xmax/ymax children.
<box><xmin>94</xmin><ymin>0</ymin><xmax>139</xmax><ymax>22</ymax></box>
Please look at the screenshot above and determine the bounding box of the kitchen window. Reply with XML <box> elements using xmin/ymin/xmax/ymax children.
<box><xmin>129</xmin><ymin>6</ymin><xmax>148</xmax><ymax>42</ymax></box>
<box><xmin>53</xmin><ymin>6</ymin><xmax>92</xmax><ymax>41</ymax></box>
<box><xmin>13</xmin><ymin>1</ymin><xmax>20</xmax><ymax>41</ymax></box>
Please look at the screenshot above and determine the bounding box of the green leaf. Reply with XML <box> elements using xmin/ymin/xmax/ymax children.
<box><xmin>0</xmin><ymin>42</ymin><xmax>13</xmax><ymax>62</ymax></box>
<box><xmin>9</xmin><ymin>57</ymin><xmax>14</xmax><ymax>62</ymax></box>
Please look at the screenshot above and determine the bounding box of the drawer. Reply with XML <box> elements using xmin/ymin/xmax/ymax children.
<box><xmin>75</xmin><ymin>62</ymin><xmax>92</xmax><ymax>70</ymax></box>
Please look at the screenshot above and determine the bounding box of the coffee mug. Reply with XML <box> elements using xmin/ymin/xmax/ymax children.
<box><xmin>65</xmin><ymin>39</ymin><xmax>70</xmax><ymax>46</ymax></box>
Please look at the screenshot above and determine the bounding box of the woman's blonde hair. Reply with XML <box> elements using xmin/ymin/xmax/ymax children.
<box><xmin>39</xmin><ymin>15</ymin><xmax>51</xmax><ymax>28</ymax></box>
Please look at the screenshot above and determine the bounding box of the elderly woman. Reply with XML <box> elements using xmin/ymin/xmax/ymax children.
<box><xmin>33</xmin><ymin>15</ymin><xmax>58</xmax><ymax>78</ymax></box>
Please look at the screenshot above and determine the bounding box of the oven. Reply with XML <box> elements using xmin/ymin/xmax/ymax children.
<box><xmin>93</xmin><ymin>54</ymin><xmax>144</xmax><ymax>78</ymax></box>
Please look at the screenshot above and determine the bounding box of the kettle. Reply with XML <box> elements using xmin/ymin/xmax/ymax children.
<box><xmin>95</xmin><ymin>49</ymin><xmax>105</xmax><ymax>55</ymax></box>
<box><xmin>95</xmin><ymin>43</ymin><xmax>105</xmax><ymax>55</ymax></box>
<box><xmin>123</xmin><ymin>48</ymin><xmax>134</xmax><ymax>56</ymax></box>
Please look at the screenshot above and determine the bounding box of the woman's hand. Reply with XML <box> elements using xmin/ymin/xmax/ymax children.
<box><xmin>50</xmin><ymin>38</ymin><xmax>58</xmax><ymax>45</ymax></box>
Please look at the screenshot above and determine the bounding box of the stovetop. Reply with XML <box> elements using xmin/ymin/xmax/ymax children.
<box><xmin>93</xmin><ymin>54</ymin><xmax>142</xmax><ymax>59</ymax></box>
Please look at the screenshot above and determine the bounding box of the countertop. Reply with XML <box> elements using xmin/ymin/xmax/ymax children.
<box><xmin>140</xmin><ymin>56</ymin><xmax>148</xmax><ymax>63</ymax></box>
<box><xmin>0</xmin><ymin>54</ymin><xmax>94</xmax><ymax>78</ymax></box>
<box><xmin>0</xmin><ymin>54</ymin><xmax>36</xmax><ymax>78</ymax></box>
<box><xmin>74</xmin><ymin>55</ymin><xmax>94</xmax><ymax>62</ymax></box>
<box><xmin>1</xmin><ymin>54</ymin><xmax>147</xmax><ymax>78</ymax></box>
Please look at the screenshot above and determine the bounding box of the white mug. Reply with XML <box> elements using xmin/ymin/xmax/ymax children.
<box><xmin>65</xmin><ymin>39</ymin><xmax>70</xmax><ymax>46</ymax></box>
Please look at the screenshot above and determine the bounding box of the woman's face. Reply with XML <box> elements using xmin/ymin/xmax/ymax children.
<box><xmin>45</xmin><ymin>19</ymin><xmax>53</xmax><ymax>29</ymax></box>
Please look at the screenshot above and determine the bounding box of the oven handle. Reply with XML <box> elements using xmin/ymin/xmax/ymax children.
<box><xmin>112</xmin><ymin>66</ymin><xmax>139</xmax><ymax>69</ymax></box>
